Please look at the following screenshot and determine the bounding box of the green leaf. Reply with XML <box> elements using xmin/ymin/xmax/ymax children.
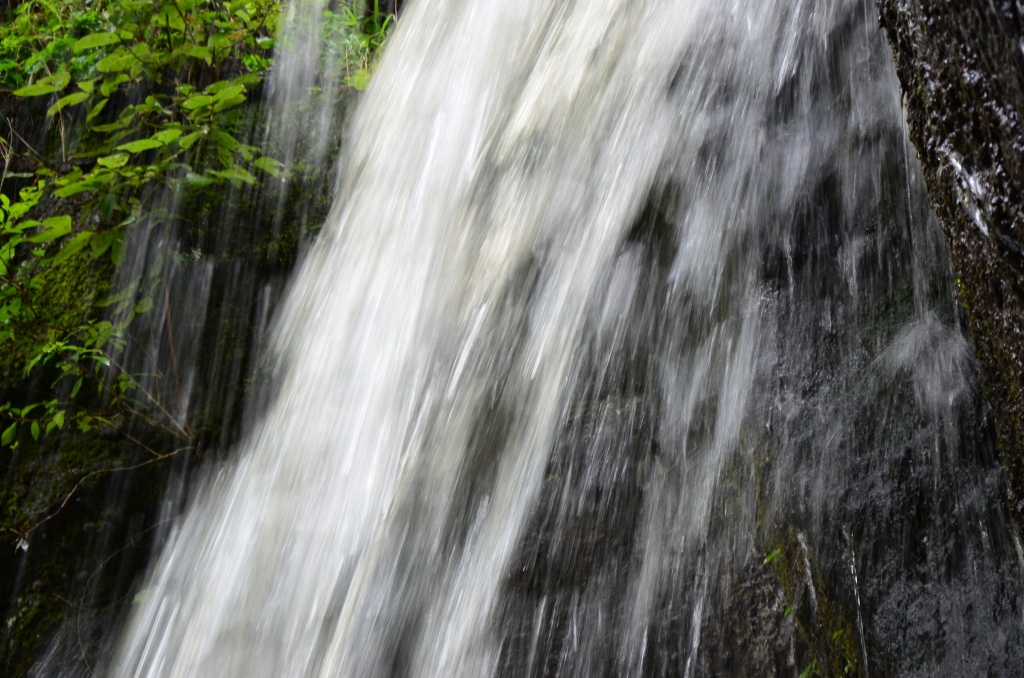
<box><xmin>46</xmin><ymin>91</ymin><xmax>90</xmax><ymax>117</ymax></box>
<box><xmin>0</xmin><ymin>297</ymin><xmax>21</xmax><ymax>321</ymax></box>
<box><xmin>763</xmin><ymin>548</ymin><xmax>782</xmax><ymax>565</ymax></box>
<box><xmin>212</xmin><ymin>93</ymin><xmax>246</xmax><ymax>113</ymax></box>
<box><xmin>186</xmin><ymin>45</ymin><xmax>212</xmax><ymax>64</ymax></box>
<box><xmin>208</xmin><ymin>129</ymin><xmax>239</xmax><ymax>151</ymax></box>
<box><xmin>13</xmin><ymin>70</ymin><xmax>71</xmax><ymax>97</ymax></box>
<box><xmin>111</xmin><ymin>236</ymin><xmax>126</xmax><ymax>266</ymax></box>
<box><xmin>208</xmin><ymin>32</ymin><xmax>234</xmax><ymax>51</ymax></box>
<box><xmin>100</xmin><ymin>194</ymin><xmax>116</xmax><ymax>224</ymax></box>
<box><xmin>97</xmin><ymin>153</ymin><xmax>130</xmax><ymax>169</ymax></box>
<box><xmin>55</xmin><ymin>182</ymin><xmax>95</xmax><ymax>198</ymax></box>
<box><xmin>86</xmin><ymin>98</ymin><xmax>109</xmax><ymax>122</ymax></box>
<box><xmin>51</xmin><ymin>231</ymin><xmax>94</xmax><ymax>264</ymax></box>
<box><xmin>179</xmin><ymin>130</ymin><xmax>204</xmax><ymax>149</ymax></box>
<box><xmin>1</xmin><ymin>422</ymin><xmax>15</xmax><ymax>446</ymax></box>
<box><xmin>212</xmin><ymin>84</ymin><xmax>245</xmax><ymax>101</ymax></box>
<box><xmin>152</xmin><ymin>128</ymin><xmax>182</xmax><ymax>145</ymax></box>
<box><xmin>96</xmin><ymin>286</ymin><xmax>134</xmax><ymax>309</ymax></box>
<box><xmin>55</xmin><ymin>171</ymin><xmax>115</xmax><ymax>197</ymax></box>
<box><xmin>100</xmin><ymin>74</ymin><xmax>130</xmax><ymax>97</ymax></box>
<box><xmin>71</xmin><ymin>377</ymin><xmax>83</xmax><ymax>398</ymax></box>
<box><xmin>26</xmin><ymin>216</ymin><xmax>72</xmax><ymax>243</ymax></box>
<box><xmin>254</xmin><ymin>156</ymin><xmax>285</xmax><ymax>178</ymax></box>
<box><xmin>242</xmin><ymin>53</ymin><xmax>271</xmax><ymax>72</ymax></box>
<box><xmin>89</xmin><ymin>321</ymin><xmax>114</xmax><ymax>348</ymax></box>
<box><xmin>134</xmin><ymin>297</ymin><xmax>154</xmax><ymax>314</ymax></box>
<box><xmin>210</xmin><ymin>167</ymin><xmax>256</xmax><ymax>187</ymax></box>
<box><xmin>799</xmin><ymin>660</ymin><xmax>818</xmax><ymax>678</ymax></box>
<box><xmin>90</xmin><ymin>230</ymin><xmax>117</xmax><ymax>258</ymax></box>
<box><xmin>77</xmin><ymin>79</ymin><xmax>96</xmax><ymax>93</ymax></box>
<box><xmin>96</xmin><ymin>49</ymin><xmax>135</xmax><ymax>73</ymax></box>
<box><xmin>91</xmin><ymin>120</ymin><xmax>128</xmax><ymax>133</ymax></box>
<box><xmin>182</xmin><ymin>94</ymin><xmax>214</xmax><ymax>110</ymax></box>
<box><xmin>184</xmin><ymin>171</ymin><xmax>214</xmax><ymax>187</ymax></box>
<box><xmin>73</xmin><ymin>32</ymin><xmax>122</xmax><ymax>52</ymax></box>
<box><xmin>152</xmin><ymin>6</ymin><xmax>186</xmax><ymax>32</ymax></box>
<box><xmin>30</xmin><ymin>421</ymin><xmax>39</xmax><ymax>441</ymax></box>
<box><xmin>116</xmin><ymin>138</ymin><xmax>164</xmax><ymax>153</ymax></box>
<box><xmin>114</xmin><ymin>127</ymin><xmax>181</xmax><ymax>154</ymax></box>
<box><xmin>53</xmin><ymin>410</ymin><xmax>65</xmax><ymax>430</ymax></box>
<box><xmin>53</xmin><ymin>169</ymin><xmax>82</xmax><ymax>187</ymax></box>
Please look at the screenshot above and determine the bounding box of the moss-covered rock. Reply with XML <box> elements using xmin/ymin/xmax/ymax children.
<box><xmin>0</xmin><ymin>247</ymin><xmax>112</xmax><ymax>384</ymax></box>
<box><xmin>875</xmin><ymin>0</ymin><xmax>1024</xmax><ymax>527</ymax></box>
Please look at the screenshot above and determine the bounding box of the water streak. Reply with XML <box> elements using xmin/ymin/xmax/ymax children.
<box><xmin>112</xmin><ymin>0</ymin><xmax>1024</xmax><ymax>675</ymax></box>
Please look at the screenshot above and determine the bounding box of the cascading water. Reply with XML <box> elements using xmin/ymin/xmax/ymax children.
<box><xmin>107</xmin><ymin>0</ymin><xmax>1024</xmax><ymax>675</ymax></box>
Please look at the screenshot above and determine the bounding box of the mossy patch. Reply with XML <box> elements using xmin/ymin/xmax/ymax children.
<box><xmin>1</xmin><ymin>247</ymin><xmax>111</xmax><ymax>386</ymax></box>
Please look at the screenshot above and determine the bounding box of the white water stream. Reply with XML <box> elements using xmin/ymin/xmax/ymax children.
<box><xmin>108</xmin><ymin>0</ymin><xmax>1024</xmax><ymax>675</ymax></box>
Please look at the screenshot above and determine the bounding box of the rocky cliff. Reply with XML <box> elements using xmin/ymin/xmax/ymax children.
<box><xmin>877</xmin><ymin>0</ymin><xmax>1024</xmax><ymax>526</ymax></box>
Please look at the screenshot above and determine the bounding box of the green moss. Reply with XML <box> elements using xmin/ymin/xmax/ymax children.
<box><xmin>1</xmin><ymin>247</ymin><xmax>111</xmax><ymax>386</ymax></box>
<box><xmin>758</xmin><ymin>528</ymin><xmax>863</xmax><ymax>676</ymax></box>
<box><xmin>3</xmin><ymin>589</ymin><xmax>68</xmax><ymax>677</ymax></box>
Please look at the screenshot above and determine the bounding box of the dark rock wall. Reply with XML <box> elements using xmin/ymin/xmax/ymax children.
<box><xmin>0</xmin><ymin>88</ymin><xmax>356</xmax><ymax>676</ymax></box>
<box><xmin>876</xmin><ymin>0</ymin><xmax>1024</xmax><ymax>526</ymax></box>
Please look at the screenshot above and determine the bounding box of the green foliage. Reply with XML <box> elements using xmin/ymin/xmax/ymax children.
<box><xmin>0</xmin><ymin>0</ymin><xmax>285</xmax><ymax>454</ymax></box>
<box><xmin>0</xmin><ymin>0</ymin><xmax>395</xmax><ymax>528</ymax></box>
<box><xmin>799</xmin><ymin>659</ymin><xmax>820</xmax><ymax>678</ymax></box>
<box><xmin>321</xmin><ymin>0</ymin><xmax>393</xmax><ymax>90</ymax></box>
<box><xmin>0</xmin><ymin>3</ymin><xmax>392</xmax><ymax>672</ymax></box>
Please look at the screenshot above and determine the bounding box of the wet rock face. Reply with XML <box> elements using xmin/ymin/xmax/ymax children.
<box><xmin>875</xmin><ymin>0</ymin><xmax>1024</xmax><ymax>524</ymax></box>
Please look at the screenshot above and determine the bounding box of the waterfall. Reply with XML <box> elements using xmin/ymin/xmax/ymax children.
<box><xmin>110</xmin><ymin>0</ymin><xmax>1024</xmax><ymax>675</ymax></box>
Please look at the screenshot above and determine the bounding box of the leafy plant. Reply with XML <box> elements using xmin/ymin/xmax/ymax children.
<box><xmin>0</xmin><ymin>0</ymin><xmax>394</xmax><ymax>533</ymax></box>
<box><xmin>1</xmin><ymin>0</ymin><xmax>284</xmax><ymax>452</ymax></box>
<box><xmin>322</xmin><ymin>0</ymin><xmax>393</xmax><ymax>90</ymax></box>
<box><xmin>799</xmin><ymin>659</ymin><xmax>820</xmax><ymax>678</ymax></box>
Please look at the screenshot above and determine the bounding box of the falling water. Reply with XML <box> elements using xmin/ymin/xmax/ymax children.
<box><xmin>109</xmin><ymin>0</ymin><xmax>1023</xmax><ymax>675</ymax></box>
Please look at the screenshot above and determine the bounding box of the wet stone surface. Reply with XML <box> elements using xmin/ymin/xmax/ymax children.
<box><xmin>876</xmin><ymin>0</ymin><xmax>1024</xmax><ymax>529</ymax></box>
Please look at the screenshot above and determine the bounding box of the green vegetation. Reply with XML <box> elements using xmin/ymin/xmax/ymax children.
<box><xmin>0</xmin><ymin>4</ymin><xmax>392</xmax><ymax>672</ymax></box>
<box><xmin>0</xmin><ymin>0</ymin><xmax>392</xmax><ymax>533</ymax></box>
<box><xmin>1</xmin><ymin>0</ymin><xmax>286</xmax><ymax>457</ymax></box>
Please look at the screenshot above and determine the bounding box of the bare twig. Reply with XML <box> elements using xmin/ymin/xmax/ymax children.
<box><xmin>0</xmin><ymin>133</ymin><xmax>12</xmax><ymax>194</ymax></box>
<box><xmin>102</xmin><ymin>352</ymin><xmax>191</xmax><ymax>439</ymax></box>
<box><xmin>72</xmin><ymin>515</ymin><xmax>176</xmax><ymax>676</ymax></box>
<box><xmin>24</xmin><ymin>444</ymin><xmax>193</xmax><ymax>537</ymax></box>
<box><xmin>3</xmin><ymin>114</ymin><xmax>49</xmax><ymax>166</ymax></box>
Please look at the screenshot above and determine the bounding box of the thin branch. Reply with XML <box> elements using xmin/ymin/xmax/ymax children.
<box><xmin>102</xmin><ymin>352</ymin><xmax>191</xmax><ymax>438</ymax></box>
<box><xmin>0</xmin><ymin>133</ymin><xmax>12</xmax><ymax>194</ymax></box>
<box><xmin>3</xmin><ymin>114</ymin><xmax>49</xmax><ymax>166</ymax></box>
<box><xmin>24</xmin><ymin>444</ymin><xmax>193</xmax><ymax>537</ymax></box>
<box><xmin>71</xmin><ymin>514</ymin><xmax>176</xmax><ymax>676</ymax></box>
<box><xmin>169</xmin><ymin>0</ymin><xmax>195</xmax><ymax>43</ymax></box>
